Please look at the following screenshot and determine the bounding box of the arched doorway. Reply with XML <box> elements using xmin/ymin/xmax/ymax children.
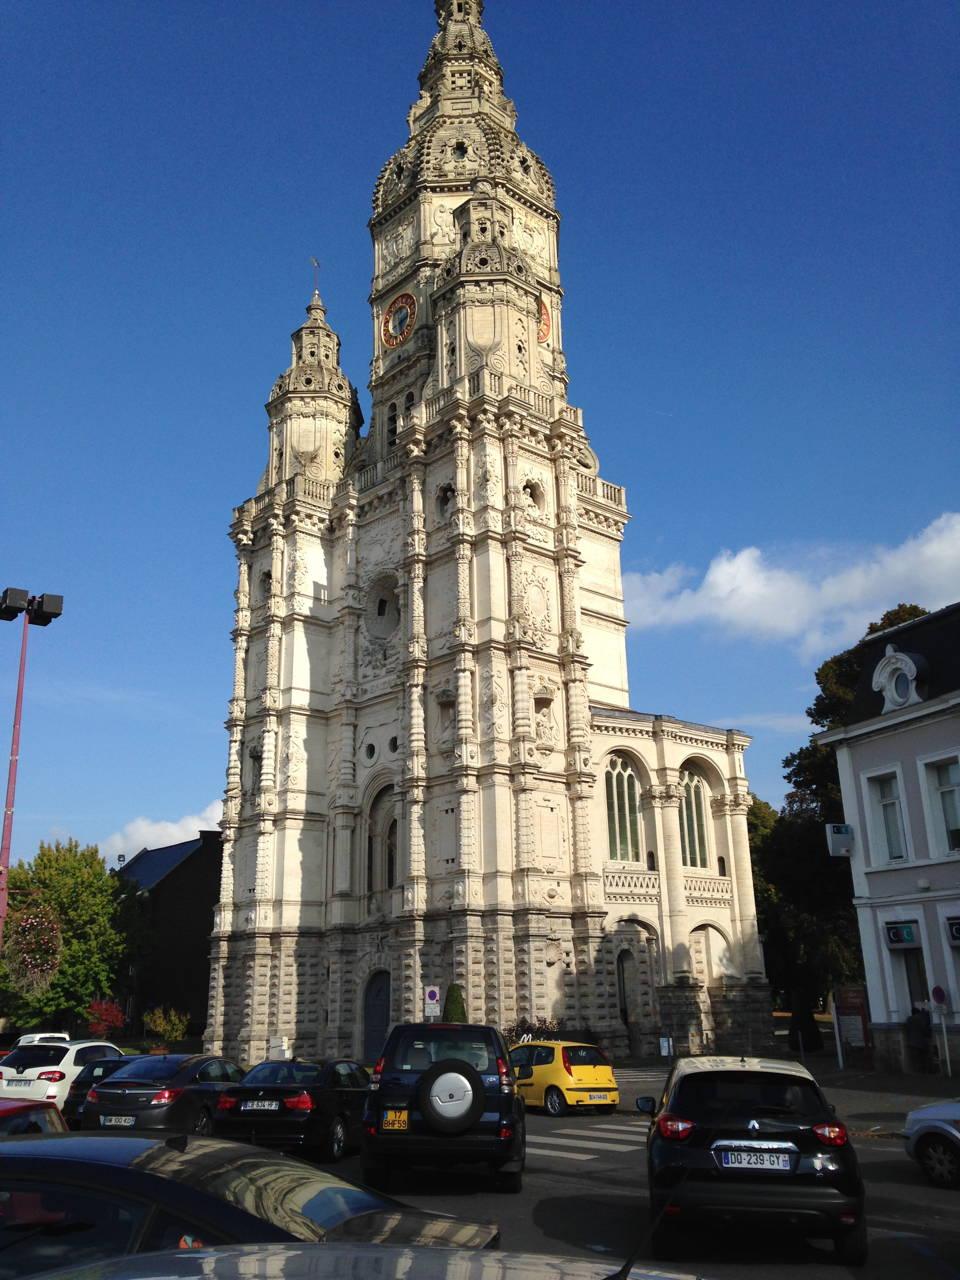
<box><xmin>363</xmin><ymin>970</ymin><xmax>391</xmax><ymax>1063</ymax></box>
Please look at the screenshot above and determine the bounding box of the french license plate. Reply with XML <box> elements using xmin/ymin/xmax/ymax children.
<box><xmin>721</xmin><ymin>1150</ymin><xmax>791</xmax><ymax>1171</ymax></box>
<box><xmin>102</xmin><ymin>1115</ymin><xmax>136</xmax><ymax>1128</ymax></box>
<box><xmin>7</xmin><ymin>1080</ymin><xmax>33</xmax><ymax>1088</ymax></box>
<box><xmin>589</xmin><ymin>1093</ymin><xmax>609</xmax><ymax>1102</ymax></box>
<box><xmin>241</xmin><ymin>1100</ymin><xmax>279</xmax><ymax>1111</ymax></box>
<box><xmin>382</xmin><ymin>1109</ymin><xmax>408</xmax><ymax>1132</ymax></box>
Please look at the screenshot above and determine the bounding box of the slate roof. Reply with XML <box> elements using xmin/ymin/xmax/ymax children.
<box><xmin>118</xmin><ymin>832</ymin><xmax>217</xmax><ymax>892</ymax></box>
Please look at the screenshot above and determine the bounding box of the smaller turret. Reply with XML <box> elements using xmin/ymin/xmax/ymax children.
<box><xmin>262</xmin><ymin>289</ymin><xmax>362</xmax><ymax>492</ymax></box>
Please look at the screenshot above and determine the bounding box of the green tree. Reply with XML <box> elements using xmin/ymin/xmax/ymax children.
<box><xmin>0</xmin><ymin>840</ymin><xmax>124</xmax><ymax>1026</ymax></box>
<box><xmin>441</xmin><ymin>982</ymin><xmax>467</xmax><ymax>1023</ymax></box>
<box><xmin>752</xmin><ymin>606</ymin><xmax>928</xmax><ymax>1012</ymax></box>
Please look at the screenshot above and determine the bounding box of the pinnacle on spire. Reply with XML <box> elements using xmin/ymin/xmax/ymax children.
<box><xmin>306</xmin><ymin>287</ymin><xmax>326</xmax><ymax>322</ymax></box>
<box><xmin>435</xmin><ymin>0</ymin><xmax>484</xmax><ymax>26</ymax></box>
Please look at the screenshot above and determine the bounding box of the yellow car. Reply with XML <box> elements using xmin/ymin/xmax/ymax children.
<box><xmin>508</xmin><ymin>1040</ymin><xmax>620</xmax><ymax>1116</ymax></box>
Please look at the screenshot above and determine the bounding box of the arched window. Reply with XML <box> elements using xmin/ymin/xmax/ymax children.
<box><xmin>646</xmin><ymin>849</ymin><xmax>656</xmax><ymax>872</ymax></box>
<box><xmin>605</xmin><ymin>754</ymin><xmax>642</xmax><ymax>862</ymax></box>
<box><xmin>386</xmin><ymin>819</ymin><xmax>397</xmax><ymax>888</ymax></box>
<box><xmin>366</xmin><ymin>787</ymin><xmax>398</xmax><ymax>897</ymax></box>
<box><xmin>678</xmin><ymin>769</ymin><xmax>709</xmax><ymax>869</ymax></box>
<box><xmin>386</xmin><ymin>402</ymin><xmax>398</xmax><ymax>449</ymax></box>
<box><xmin>403</xmin><ymin>390</ymin><xmax>415</xmax><ymax>423</ymax></box>
<box><xmin>717</xmin><ymin>855</ymin><xmax>727</xmax><ymax>877</ymax></box>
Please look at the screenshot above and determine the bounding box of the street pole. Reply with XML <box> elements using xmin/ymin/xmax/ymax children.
<box><xmin>0</xmin><ymin>610</ymin><xmax>30</xmax><ymax>950</ymax></box>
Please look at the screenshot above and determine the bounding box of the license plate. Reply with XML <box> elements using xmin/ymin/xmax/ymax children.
<box><xmin>241</xmin><ymin>1100</ymin><xmax>279</xmax><ymax>1111</ymax></box>
<box><xmin>588</xmin><ymin>1093</ymin><xmax>609</xmax><ymax>1102</ymax></box>
<box><xmin>382</xmin><ymin>1109</ymin><xmax>408</xmax><ymax>1132</ymax></box>
<box><xmin>7</xmin><ymin>1080</ymin><xmax>33</xmax><ymax>1088</ymax></box>
<box><xmin>102</xmin><ymin>1115</ymin><xmax>136</xmax><ymax>1127</ymax></box>
<box><xmin>721</xmin><ymin>1150</ymin><xmax>791</xmax><ymax>1171</ymax></box>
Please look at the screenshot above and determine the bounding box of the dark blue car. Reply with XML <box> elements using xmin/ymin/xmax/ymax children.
<box><xmin>361</xmin><ymin>1023</ymin><xmax>526</xmax><ymax>1192</ymax></box>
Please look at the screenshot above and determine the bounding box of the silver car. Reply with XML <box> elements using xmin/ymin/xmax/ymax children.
<box><xmin>904</xmin><ymin>1097</ymin><xmax>960</xmax><ymax>1188</ymax></box>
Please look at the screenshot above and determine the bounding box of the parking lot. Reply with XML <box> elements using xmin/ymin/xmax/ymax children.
<box><xmin>333</xmin><ymin>1066</ymin><xmax>960</xmax><ymax>1278</ymax></box>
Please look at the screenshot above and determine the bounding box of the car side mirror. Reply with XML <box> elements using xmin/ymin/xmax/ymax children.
<box><xmin>517</xmin><ymin>1065</ymin><xmax>533</xmax><ymax>1081</ymax></box>
<box><xmin>636</xmin><ymin>1095</ymin><xmax>657</xmax><ymax>1115</ymax></box>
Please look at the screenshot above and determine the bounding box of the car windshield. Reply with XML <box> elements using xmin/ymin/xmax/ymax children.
<box><xmin>107</xmin><ymin>1057</ymin><xmax>187</xmax><ymax>1084</ymax></box>
<box><xmin>674</xmin><ymin>1071</ymin><xmax>826</xmax><ymax>1122</ymax></box>
<box><xmin>565</xmin><ymin>1045</ymin><xmax>609</xmax><ymax>1067</ymax></box>
<box><xmin>1</xmin><ymin>1046</ymin><xmax>67</xmax><ymax>1069</ymax></box>
<box><xmin>133</xmin><ymin>1144</ymin><xmax>385</xmax><ymax>1241</ymax></box>
<box><xmin>386</xmin><ymin>1028</ymin><xmax>497</xmax><ymax>1073</ymax></box>
<box><xmin>243</xmin><ymin>1062</ymin><xmax>326</xmax><ymax>1086</ymax></box>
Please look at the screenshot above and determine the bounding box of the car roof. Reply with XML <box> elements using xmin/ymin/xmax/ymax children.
<box><xmin>509</xmin><ymin>1040</ymin><xmax>602</xmax><ymax>1049</ymax></box>
<box><xmin>0</xmin><ymin>1132</ymin><xmax>253</xmax><ymax>1169</ymax></box>
<box><xmin>0</xmin><ymin>1098</ymin><xmax>58</xmax><ymax>1114</ymax></box>
<box><xmin>670</xmin><ymin>1055</ymin><xmax>817</xmax><ymax>1082</ymax></box>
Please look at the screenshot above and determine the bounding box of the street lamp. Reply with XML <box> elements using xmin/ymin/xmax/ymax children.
<box><xmin>0</xmin><ymin>588</ymin><xmax>63</xmax><ymax>948</ymax></box>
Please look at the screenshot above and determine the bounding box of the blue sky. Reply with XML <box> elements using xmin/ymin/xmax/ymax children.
<box><xmin>2</xmin><ymin>0</ymin><xmax>957</xmax><ymax>860</ymax></box>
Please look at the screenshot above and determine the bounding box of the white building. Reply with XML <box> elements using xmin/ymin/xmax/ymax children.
<box><xmin>816</xmin><ymin>603</ymin><xmax>960</xmax><ymax>1071</ymax></box>
<box><xmin>205</xmin><ymin>0</ymin><xmax>769</xmax><ymax>1064</ymax></box>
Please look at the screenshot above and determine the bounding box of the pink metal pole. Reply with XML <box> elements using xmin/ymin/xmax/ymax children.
<box><xmin>0</xmin><ymin>607</ymin><xmax>30</xmax><ymax>950</ymax></box>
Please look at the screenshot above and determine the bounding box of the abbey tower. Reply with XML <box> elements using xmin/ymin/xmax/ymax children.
<box><xmin>206</xmin><ymin>0</ymin><xmax>769</xmax><ymax>1064</ymax></box>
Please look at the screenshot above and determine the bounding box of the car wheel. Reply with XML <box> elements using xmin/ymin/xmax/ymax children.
<box><xmin>917</xmin><ymin>1134</ymin><xmax>960</xmax><ymax>1188</ymax></box>
<box><xmin>416</xmin><ymin>1058</ymin><xmax>486</xmax><ymax>1135</ymax></box>
<box><xmin>324</xmin><ymin>1116</ymin><xmax>347</xmax><ymax>1162</ymax></box>
<box><xmin>834</xmin><ymin>1221</ymin><xmax>868</xmax><ymax>1266</ymax></box>
<box><xmin>544</xmin><ymin>1086</ymin><xmax>567</xmax><ymax>1118</ymax></box>
<box><xmin>193</xmin><ymin>1109</ymin><xmax>213</xmax><ymax>1137</ymax></box>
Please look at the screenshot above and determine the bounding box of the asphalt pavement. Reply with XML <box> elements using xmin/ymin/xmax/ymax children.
<box><xmin>332</xmin><ymin>1062</ymin><xmax>960</xmax><ymax>1279</ymax></box>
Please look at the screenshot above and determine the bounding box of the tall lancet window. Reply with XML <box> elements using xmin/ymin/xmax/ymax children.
<box><xmin>605</xmin><ymin>754</ymin><xmax>642</xmax><ymax>862</ymax></box>
<box><xmin>678</xmin><ymin>769</ymin><xmax>709</xmax><ymax>868</ymax></box>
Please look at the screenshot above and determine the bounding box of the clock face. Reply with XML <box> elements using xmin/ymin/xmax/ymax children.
<box><xmin>382</xmin><ymin>293</ymin><xmax>417</xmax><ymax>348</ymax></box>
<box><xmin>537</xmin><ymin>298</ymin><xmax>551</xmax><ymax>344</ymax></box>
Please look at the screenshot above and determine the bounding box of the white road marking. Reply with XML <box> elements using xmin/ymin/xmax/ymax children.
<box><xmin>527</xmin><ymin>1133</ymin><xmax>642</xmax><ymax>1152</ymax></box>
<box><xmin>525</xmin><ymin>1144</ymin><xmax>594</xmax><ymax>1162</ymax></box>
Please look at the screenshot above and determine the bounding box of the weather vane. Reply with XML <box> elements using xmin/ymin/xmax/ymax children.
<box><xmin>310</xmin><ymin>257</ymin><xmax>320</xmax><ymax>292</ymax></box>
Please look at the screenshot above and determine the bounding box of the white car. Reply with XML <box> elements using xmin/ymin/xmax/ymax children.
<box><xmin>12</xmin><ymin>1031</ymin><xmax>71</xmax><ymax>1047</ymax></box>
<box><xmin>904</xmin><ymin>1097</ymin><xmax>960</xmax><ymax>1188</ymax></box>
<box><xmin>0</xmin><ymin>1040</ymin><xmax>124</xmax><ymax>1110</ymax></box>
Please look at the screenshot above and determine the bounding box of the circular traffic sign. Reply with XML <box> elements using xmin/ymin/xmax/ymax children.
<box><xmin>932</xmin><ymin>985</ymin><xmax>946</xmax><ymax>1005</ymax></box>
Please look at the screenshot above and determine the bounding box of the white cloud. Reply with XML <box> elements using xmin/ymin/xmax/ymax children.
<box><xmin>624</xmin><ymin>512</ymin><xmax>960</xmax><ymax>658</ymax></box>
<box><xmin>101</xmin><ymin>800</ymin><xmax>222</xmax><ymax>865</ymax></box>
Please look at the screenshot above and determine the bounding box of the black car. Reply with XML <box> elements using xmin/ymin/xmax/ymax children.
<box><xmin>362</xmin><ymin>1022</ymin><xmax>526</xmax><ymax>1192</ymax></box>
<box><xmin>214</xmin><ymin>1058</ymin><xmax>369</xmax><ymax>1161</ymax></box>
<box><xmin>638</xmin><ymin>1056</ymin><xmax>867</xmax><ymax>1265</ymax></box>
<box><xmin>81</xmin><ymin>1054</ymin><xmax>244</xmax><ymax>1136</ymax></box>
<box><xmin>0</xmin><ymin>1133</ymin><xmax>498</xmax><ymax>1277</ymax></box>
<box><xmin>63</xmin><ymin>1057</ymin><xmax>149</xmax><ymax>1130</ymax></box>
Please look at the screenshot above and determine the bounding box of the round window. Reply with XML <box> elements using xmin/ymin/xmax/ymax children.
<box><xmin>893</xmin><ymin>671</ymin><xmax>911</xmax><ymax>703</ymax></box>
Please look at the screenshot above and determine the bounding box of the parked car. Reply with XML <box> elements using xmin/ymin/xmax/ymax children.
<box><xmin>214</xmin><ymin>1058</ymin><xmax>368</xmax><ymax>1161</ymax></box>
<box><xmin>0</xmin><ymin>1098</ymin><xmax>67</xmax><ymax>1136</ymax></box>
<box><xmin>508</xmin><ymin>1040</ymin><xmax>619</xmax><ymax>1116</ymax></box>
<box><xmin>37</xmin><ymin>1242</ymin><xmax>682</xmax><ymax>1280</ymax></box>
<box><xmin>11</xmin><ymin>1033</ymin><xmax>71</xmax><ymax>1048</ymax></box>
<box><xmin>63</xmin><ymin>1057</ymin><xmax>150</xmax><ymax>1130</ymax></box>
<box><xmin>637</xmin><ymin>1055</ymin><xmax>867</xmax><ymax>1265</ymax></box>
<box><xmin>82</xmin><ymin>1054</ymin><xmax>244</xmax><ymax>1136</ymax></box>
<box><xmin>904</xmin><ymin>1097</ymin><xmax>960</xmax><ymax>1188</ymax></box>
<box><xmin>0</xmin><ymin>1041</ymin><xmax>124</xmax><ymax>1111</ymax></box>
<box><xmin>361</xmin><ymin>1022</ymin><xmax>526</xmax><ymax>1192</ymax></box>
<box><xmin>0</xmin><ymin>1134</ymin><xmax>498</xmax><ymax>1277</ymax></box>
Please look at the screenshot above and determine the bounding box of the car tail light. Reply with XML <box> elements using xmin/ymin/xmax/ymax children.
<box><xmin>364</xmin><ymin>1122</ymin><xmax>377</xmax><ymax>1137</ymax></box>
<box><xmin>216</xmin><ymin>1094</ymin><xmax>238</xmax><ymax>1111</ymax></box>
<box><xmin>496</xmin><ymin>1056</ymin><xmax>514</xmax><ymax>1094</ymax></box>
<box><xmin>813</xmin><ymin>1122</ymin><xmax>848</xmax><ymax>1147</ymax></box>
<box><xmin>657</xmin><ymin>1113</ymin><xmax>695</xmax><ymax>1140</ymax></box>
<box><xmin>86</xmin><ymin>1088</ymin><xmax>99</xmax><ymax>1103</ymax></box>
<box><xmin>561</xmin><ymin>1048</ymin><xmax>573</xmax><ymax>1077</ymax></box>
<box><xmin>369</xmin><ymin>1057</ymin><xmax>385</xmax><ymax>1091</ymax></box>
<box><xmin>283</xmin><ymin>1091</ymin><xmax>314</xmax><ymax>1112</ymax></box>
<box><xmin>149</xmin><ymin>1088</ymin><xmax>184</xmax><ymax>1106</ymax></box>
<box><xmin>38</xmin><ymin>1071</ymin><xmax>66</xmax><ymax>1082</ymax></box>
<box><xmin>498</xmin><ymin>1123</ymin><xmax>514</xmax><ymax>1140</ymax></box>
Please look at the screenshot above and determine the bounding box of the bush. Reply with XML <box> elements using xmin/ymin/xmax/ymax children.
<box><xmin>441</xmin><ymin>983</ymin><xmax>467</xmax><ymax>1023</ymax></box>
<box><xmin>3</xmin><ymin>904</ymin><xmax>62</xmax><ymax>997</ymax></box>
<box><xmin>142</xmin><ymin>1006</ymin><xmax>188</xmax><ymax>1044</ymax></box>
<box><xmin>87</xmin><ymin>998</ymin><xmax>125</xmax><ymax>1038</ymax></box>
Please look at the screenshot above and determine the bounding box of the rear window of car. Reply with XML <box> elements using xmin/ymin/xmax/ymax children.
<box><xmin>564</xmin><ymin>1045</ymin><xmax>609</xmax><ymax>1067</ymax></box>
<box><xmin>673</xmin><ymin>1071</ymin><xmax>826</xmax><ymax>1122</ymax></box>
<box><xmin>74</xmin><ymin>1059</ymin><xmax>136</xmax><ymax>1088</ymax></box>
<box><xmin>243</xmin><ymin>1062</ymin><xmax>326</xmax><ymax>1086</ymax></box>
<box><xmin>385</xmin><ymin>1028</ymin><xmax>497</xmax><ymax>1073</ymax></box>
<box><xmin>107</xmin><ymin>1057</ymin><xmax>186</xmax><ymax>1083</ymax></box>
<box><xmin>0</xmin><ymin>1106</ymin><xmax>66</xmax><ymax>1135</ymax></box>
<box><xmin>1</xmin><ymin>1046</ymin><xmax>67</xmax><ymax>1069</ymax></box>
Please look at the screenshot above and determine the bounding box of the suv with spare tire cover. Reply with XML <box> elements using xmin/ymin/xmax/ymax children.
<box><xmin>361</xmin><ymin>1023</ymin><xmax>526</xmax><ymax>1192</ymax></box>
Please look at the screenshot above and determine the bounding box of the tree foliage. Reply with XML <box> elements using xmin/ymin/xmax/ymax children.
<box><xmin>0</xmin><ymin>841</ymin><xmax>124</xmax><ymax>1025</ymax></box>
<box><xmin>87</xmin><ymin>998</ymin><xmax>125</xmax><ymax>1038</ymax></box>
<box><xmin>441</xmin><ymin>983</ymin><xmax>467</xmax><ymax>1023</ymax></box>
<box><xmin>143</xmin><ymin>1006</ymin><xmax>189</xmax><ymax>1043</ymax></box>
<box><xmin>3</xmin><ymin>903</ymin><xmax>62</xmax><ymax>997</ymax></box>
<box><xmin>751</xmin><ymin>605</ymin><xmax>928</xmax><ymax>1010</ymax></box>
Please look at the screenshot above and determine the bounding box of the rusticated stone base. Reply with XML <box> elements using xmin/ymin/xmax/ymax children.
<box><xmin>708</xmin><ymin>977</ymin><xmax>775</xmax><ymax>1056</ymax></box>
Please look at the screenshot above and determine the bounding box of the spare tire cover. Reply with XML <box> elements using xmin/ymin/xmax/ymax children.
<box><xmin>417</xmin><ymin>1058</ymin><xmax>487</xmax><ymax>1135</ymax></box>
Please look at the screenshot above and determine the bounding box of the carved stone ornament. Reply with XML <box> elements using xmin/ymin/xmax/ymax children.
<box><xmin>872</xmin><ymin>644</ymin><xmax>924</xmax><ymax>713</ymax></box>
<box><xmin>513</xmin><ymin>567</ymin><xmax>552</xmax><ymax>649</ymax></box>
<box><xmin>479</xmin><ymin>666</ymin><xmax>508</xmax><ymax>738</ymax></box>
